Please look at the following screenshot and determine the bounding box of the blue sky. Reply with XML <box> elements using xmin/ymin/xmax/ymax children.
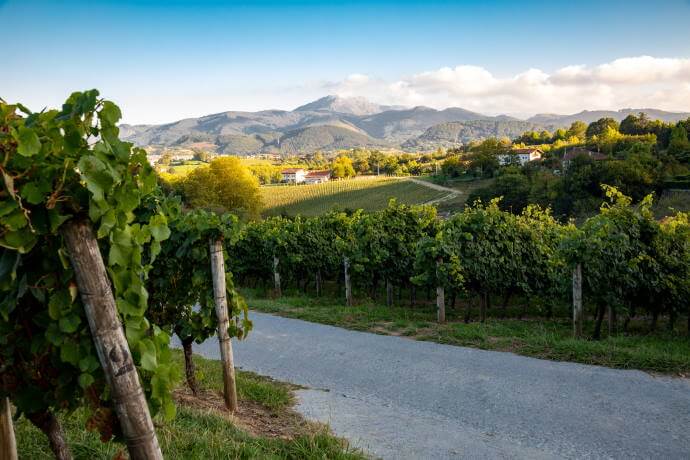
<box><xmin>3</xmin><ymin>0</ymin><xmax>690</xmax><ymax>123</ymax></box>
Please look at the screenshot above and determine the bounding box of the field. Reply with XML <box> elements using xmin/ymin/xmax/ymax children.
<box><xmin>261</xmin><ymin>176</ymin><xmax>449</xmax><ymax>216</ymax></box>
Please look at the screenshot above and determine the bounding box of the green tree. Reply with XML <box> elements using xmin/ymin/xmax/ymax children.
<box><xmin>566</xmin><ymin>121</ymin><xmax>587</xmax><ymax>140</ymax></box>
<box><xmin>183</xmin><ymin>156</ymin><xmax>263</xmax><ymax>218</ymax></box>
<box><xmin>668</xmin><ymin>124</ymin><xmax>690</xmax><ymax>161</ymax></box>
<box><xmin>586</xmin><ymin>117</ymin><xmax>619</xmax><ymax>138</ymax></box>
<box><xmin>331</xmin><ymin>156</ymin><xmax>356</xmax><ymax>178</ymax></box>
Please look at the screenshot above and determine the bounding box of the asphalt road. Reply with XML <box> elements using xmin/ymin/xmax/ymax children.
<box><xmin>187</xmin><ymin>312</ymin><xmax>690</xmax><ymax>459</ymax></box>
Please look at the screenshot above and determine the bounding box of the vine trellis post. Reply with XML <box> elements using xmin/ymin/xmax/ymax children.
<box><xmin>0</xmin><ymin>397</ymin><xmax>17</xmax><ymax>460</ymax></box>
<box><xmin>436</xmin><ymin>257</ymin><xmax>445</xmax><ymax>323</ymax></box>
<box><xmin>572</xmin><ymin>263</ymin><xmax>583</xmax><ymax>337</ymax></box>
<box><xmin>210</xmin><ymin>239</ymin><xmax>238</xmax><ymax>412</ymax></box>
<box><xmin>61</xmin><ymin>219</ymin><xmax>163</xmax><ymax>460</ymax></box>
<box><xmin>344</xmin><ymin>257</ymin><xmax>353</xmax><ymax>306</ymax></box>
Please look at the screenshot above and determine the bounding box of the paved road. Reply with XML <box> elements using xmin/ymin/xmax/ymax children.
<box><xmin>188</xmin><ymin>312</ymin><xmax>690</xmax><ymax>459</ymax></box>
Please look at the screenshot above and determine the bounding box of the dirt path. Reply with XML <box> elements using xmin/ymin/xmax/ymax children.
<box><xmin>188</xmin><ymin>312</ymin><xmax>690</xmax><ymax>459</ymax></box>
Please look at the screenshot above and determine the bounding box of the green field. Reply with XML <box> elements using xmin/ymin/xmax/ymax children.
<box><xmin>261</xmin><ymin>176</ymin><xmax>449</xmax><ymax>216</ymax></box>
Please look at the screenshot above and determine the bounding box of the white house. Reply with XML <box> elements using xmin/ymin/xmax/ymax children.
<box><xmin>497</xmin><ymin>148</ymin><xmax>543</xmax><ymax>166</ymax></box>
<box><xmin>304</xmin><ymin>170</ymin><xmax>331</xmax><ymax>184</ymax></box>
<box><xmin>281</xmin><ymin>168</ymin><xmax>307</xmax><ymax>183</ymax></box>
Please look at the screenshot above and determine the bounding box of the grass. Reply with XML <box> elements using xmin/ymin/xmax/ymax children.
<box><xmin>15</xmin><ymin>350</ymin><xmax>364</xmax><ymax>459</ymax></box>
<box><xmin>433</xmin><ymin>177</ymin><xmax>495</xmax><ymax>214</ymax></box>
<box><xmin>243</xmin><ymin>289</ymin><xmax>690</xmax><ymax>376</ymax></box>
<box><xmin>261</xmin><ymin>176</ymin><xmax>448</xmax><ymax>216</ymax></box>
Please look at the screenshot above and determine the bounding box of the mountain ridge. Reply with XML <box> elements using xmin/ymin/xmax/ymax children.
<box><xmin>120</xmin><ymin>95</ymin><xmax>690</xmax><ymax>155</ymax></box>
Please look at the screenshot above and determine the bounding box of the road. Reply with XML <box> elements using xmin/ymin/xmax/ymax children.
<box><xmin>188</xmin><ymin>312</ymin><xmax>690</xmax><ymax>459</ymax></box>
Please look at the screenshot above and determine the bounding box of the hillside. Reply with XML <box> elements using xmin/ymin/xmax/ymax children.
<box><xmin>278</xmin><ymin>125</ymin><xmax>387</xmax><ymax>155</ymax></box>
<box><xmin>403</xmin><ymin>120</ymin><xmax>550</xmax><ymax>149</ymax></box>
<box><xmin>528</xmin><ymin>108</ymin><xmax>690</xmax><ymax>126</ymax></box>
<box><xmin>261</xmin><ymin>177</ymin><xmax>448</xmax><ymax>216</ymax></box>
<box><xmin>119</xmin><ymin>95</ymin><xmax>690</xmax><ymax>155</ymax></box>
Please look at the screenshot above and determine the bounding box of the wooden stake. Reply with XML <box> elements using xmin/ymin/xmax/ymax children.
<box><xmin>210</xmin><ymin>239</ymin><xmax>238</xmax><ymax>412</ymax></box>
<box><xmin>572</xmin><ymin>263</ymin><xmax>583</xmax><ymax>338</ymax></box>
<box><xmin>436</xmin><ymin>258</ymin><xmax>445</xmax><ymax>323</ymax></box>
<box><xmin>0</xmin><ymin>398</ymin><xmax>17</xmax><ymax>460</ymax></box>
<box><xmin>344</xmin><ymin>257</ymin><xmax>353</xmax><ymax>307</ymax></box>
<box><xmin>386</xmin><ymin>279</ymin><xmax>393</xmax><ymax>307</ymax></box>
<box><xmin>436</xmin><ymin>286</ymin><xmax>445</xmax><ymax>323</ymax></box>
<box><xmin>273</xmin><ymin>255</ymin><xmax>282</xmax><ymax>297</ymax></box>
<box><xmin>61</xmin><ymin>219</ymin><xmax>162</xmax><ymax>460</ymax></box>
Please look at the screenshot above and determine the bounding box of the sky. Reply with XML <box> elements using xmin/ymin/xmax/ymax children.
<box><xmin>3</xmin><ymin>0</ymin><xmax>690</xmax><ymax>124</ymax></box>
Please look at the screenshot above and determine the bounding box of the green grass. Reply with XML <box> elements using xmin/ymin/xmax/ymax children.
<box><xmin>15</xmin><ymin>350</ymin><xmax>364</xmax><ymax>459</ymax></box>
<box><xmin>244</xmin><ymin>289</ymin><xmax>690</xmax><ymax>375</ymax></box>
<box><xmin>261</xmin><ymin>176</ymin><xmax>448</xmax><ymax>216</ymax></box>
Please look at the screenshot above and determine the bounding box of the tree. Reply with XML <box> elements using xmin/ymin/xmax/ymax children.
<box><xmin>566</xmin><ymin>121</ymin><xmax>587</xmax><ymax>140</ymax></box>
<box><xmin>620</xmin><ymin>113</ymin><xmax>651</xmax><ymax>135</ymax></box>
<box><xmin>668</xmin><ymin>124</ymin><xmax>690</xmax><ymax>161</ymax></box>
<box><xmin>192</xmin><ymin>151</ymin><xmax>212</xmax><ymax>162</ymax></box>
<box><xmin>331</xmin><ymin>156</ymin><xmax>356</xmax><ymax>178</ymax></box>
<box><xmin>182</xmin><ymin>156</ymin><xmax>263</xmax><ymax>219</ymax></box>
<box><xmin>586</xmin><ymin>118</ymin><xmax>619</xmax><ymax>138</ymax></box>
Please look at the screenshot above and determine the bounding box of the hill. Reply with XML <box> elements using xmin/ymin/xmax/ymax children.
<box><xmin>261</xmin><ymin>177</ymin><xmax>448</xmax><ymax>216</ymax></box>
<box><xmin>403</xmin><ymin>120</ymin><xmax>550</xmax><ymax>150</ymax></box>
<box><xmin>119</xmin><ymin>95</ymin><xmax>689</xmax><ymax>155</ymax></box>
<box><xmin>528</xmin><ymin>108</ymin><xmax>690</xmax><ymax>126</ymax></box>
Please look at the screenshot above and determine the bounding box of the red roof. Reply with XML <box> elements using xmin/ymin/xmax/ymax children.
<box><xmin>511</xmin><ymin>148</ymin><xmax>543</xmax><ymax>154</ymax></box>
<box><xmin>306</xmin><ymin>170</ymin><xmax>331</xmax><ymax>177</ymax></box>
<box><xmin>281</xmin><ymin>168</ymin><xmax>305</xmax><ymax>174</ymax></box>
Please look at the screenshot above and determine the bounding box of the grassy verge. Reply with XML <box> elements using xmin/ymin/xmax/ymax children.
<box><xmin>15</xmin><ymin>350</ymin><xmax>364</xmax><ymax>459</ymax></box>
<box><xmin>245</xmin><ymin>290</ymin><xmax>690</xmax><ymax>376</ymax></box>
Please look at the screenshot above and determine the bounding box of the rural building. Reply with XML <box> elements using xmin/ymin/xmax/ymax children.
<box><xmin>497</xmin><ymin>148</ymin><xmax>543</xmax><ymax>166</ymax></box>
<box><xmin>304</xmin><ymin>170</ymin><xmax>331</xmax><ymax>184</ymax></box>
<box><xmin>562</xmin><ymin>148</ymin><xmax>608</xmax><ymax>170</ymax></box>
<box><xmin>281</xmin><ymin>168</ymin><xmax>307</xmax><ymax>183</ymax></box>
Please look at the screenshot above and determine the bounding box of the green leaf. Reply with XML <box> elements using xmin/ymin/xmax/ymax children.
<box><xmin>138</xmin><ymin>338</ymin><xmax>157</xmax><ymax>372</ymax></box>
<box><xmin>59</xmin><ymin>314</ymin><xmax>81</xmax><ymax>333</ymax></box>
<box><xmin>60</xmin><ymin>340</ymin><xmax>80</xmax><ymax>365</ymax></box>
<box><xmin>99</xmin><ymin>101</ymin><xmax>122</xmax><ymax>126</ymax></box>
<box><xmin>78</xmin><ymin>373</ymin><xmax>95</xmax><ymax>389</ymax></box>
<box><xmin>16</xmin><ymin>126</ymin><xmax>41</xmax><ymax>157</ymax></box>
<box><xmin>19</xmin><ymin>182</ymin><xmax>46</xmax><ymax>205</ymax></box>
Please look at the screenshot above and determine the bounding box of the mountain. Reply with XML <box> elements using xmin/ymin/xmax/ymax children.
<box><xmin>294</xmin><ymin>95</ymin><xmax>382</xmax><ymax>116</ymax></box>
<box><xmin>119</xmin><ymin>96</ymin><xmax>690</xmax><ymax>155</ymax></box>
<box><xmin>403</xmin><ymin>120</ymin><xmax>551</xmax><ymax>150</ymax></box>
<box><xmin>529</xmin><ymin>108</ymin><xmax>690</xmax><ymax>126</ymax></box>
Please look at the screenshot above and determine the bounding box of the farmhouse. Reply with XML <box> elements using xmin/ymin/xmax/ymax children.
<box><xmin>281</xmin><ymin>168</ymin><xmax>307</xmax><ymax>183</ymax></box>
<box><xmin>497</xmin><ymin>148</ymin><xmax>543</xmax><ymax>166</ymax></box>
<box><xmin>562</xmin><ymin>148</ymin><xmax>608</xmax><ymax>170</ymax></box>
<box><xmin>304</xmin><ymin>170</ymin><xmax>331</xmax><ymax>184</ymax></box>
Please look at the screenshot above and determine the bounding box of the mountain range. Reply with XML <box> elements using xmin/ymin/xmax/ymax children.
<box><xmin>119</xmin><ymin>95</ymin><xmax>690</xmax><ymax>155</ymax></box>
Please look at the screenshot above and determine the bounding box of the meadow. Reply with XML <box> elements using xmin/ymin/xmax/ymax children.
<box><xmin>261</xmin><ymin>176</ymin><xmax>449</xmax><ymax>216</ymax></box>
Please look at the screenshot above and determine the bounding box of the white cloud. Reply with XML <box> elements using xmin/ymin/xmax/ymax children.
<box><xmin>324</xmin><ymin>56</ymin><xmax>690</xmax><ymax>116</ymax></box>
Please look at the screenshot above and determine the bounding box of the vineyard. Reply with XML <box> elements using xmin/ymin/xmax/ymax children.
<box><xmin>2</xmin><ymin>92</ymin><xmax>690</xmax><ymax>459</ymax></box>
<box><xmin>261</xmin><ymin>176</ymin><xmax>448</xmax><ymax>216</ymax></box>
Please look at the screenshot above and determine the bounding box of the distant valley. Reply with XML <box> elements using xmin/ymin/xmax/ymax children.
<box><xmin>119</xmin><ymin>95</ymin><xmax>690</xmax><ymax>155</ymax></box>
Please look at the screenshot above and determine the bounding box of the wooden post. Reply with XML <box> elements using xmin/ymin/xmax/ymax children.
<box><xmin>61</xmin><ymin>219</ymin><xmax>162</xmax><ymax>460</ymax></box>
<box><xmin>436</xmin><ymin>258</ymin><xmax>445</xmax><ymax>323</ymax></box>
<box><xmin>315</xmin><ymin>269</ymin><xmax>322</xmax><ymax>297</ymax></box>
<box><xmin>385</xmin><ymin>280</ymin><xmax>393</xmax><ymax>307</ymax></box>
<box><xmin>436</xmin><ymin>286</ymin><xmax>445</xmax><ymax>323</ymax></box>
<box><xmin>572</xmin><ymin>263</ymin><xmax>583</xmax><ymax>338</ymax></box>
<box><xmin>344</xmin><ymin>257</ymin><xmax>353</xmax><ymax>307</ymax></box>
<box><xmin>272</xmin><ymin>255</ymin><xmax>282</xmax><ymax>297</ymax></box>
<box><xmin>0</xmin><ymin>398</ymin><xmax>17</xmax><ymax>460</ymax></box>
<box><xmin>210</xmin><ymin>239</ymin><xmax>238</xmax><ymax>412</ymax></box>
